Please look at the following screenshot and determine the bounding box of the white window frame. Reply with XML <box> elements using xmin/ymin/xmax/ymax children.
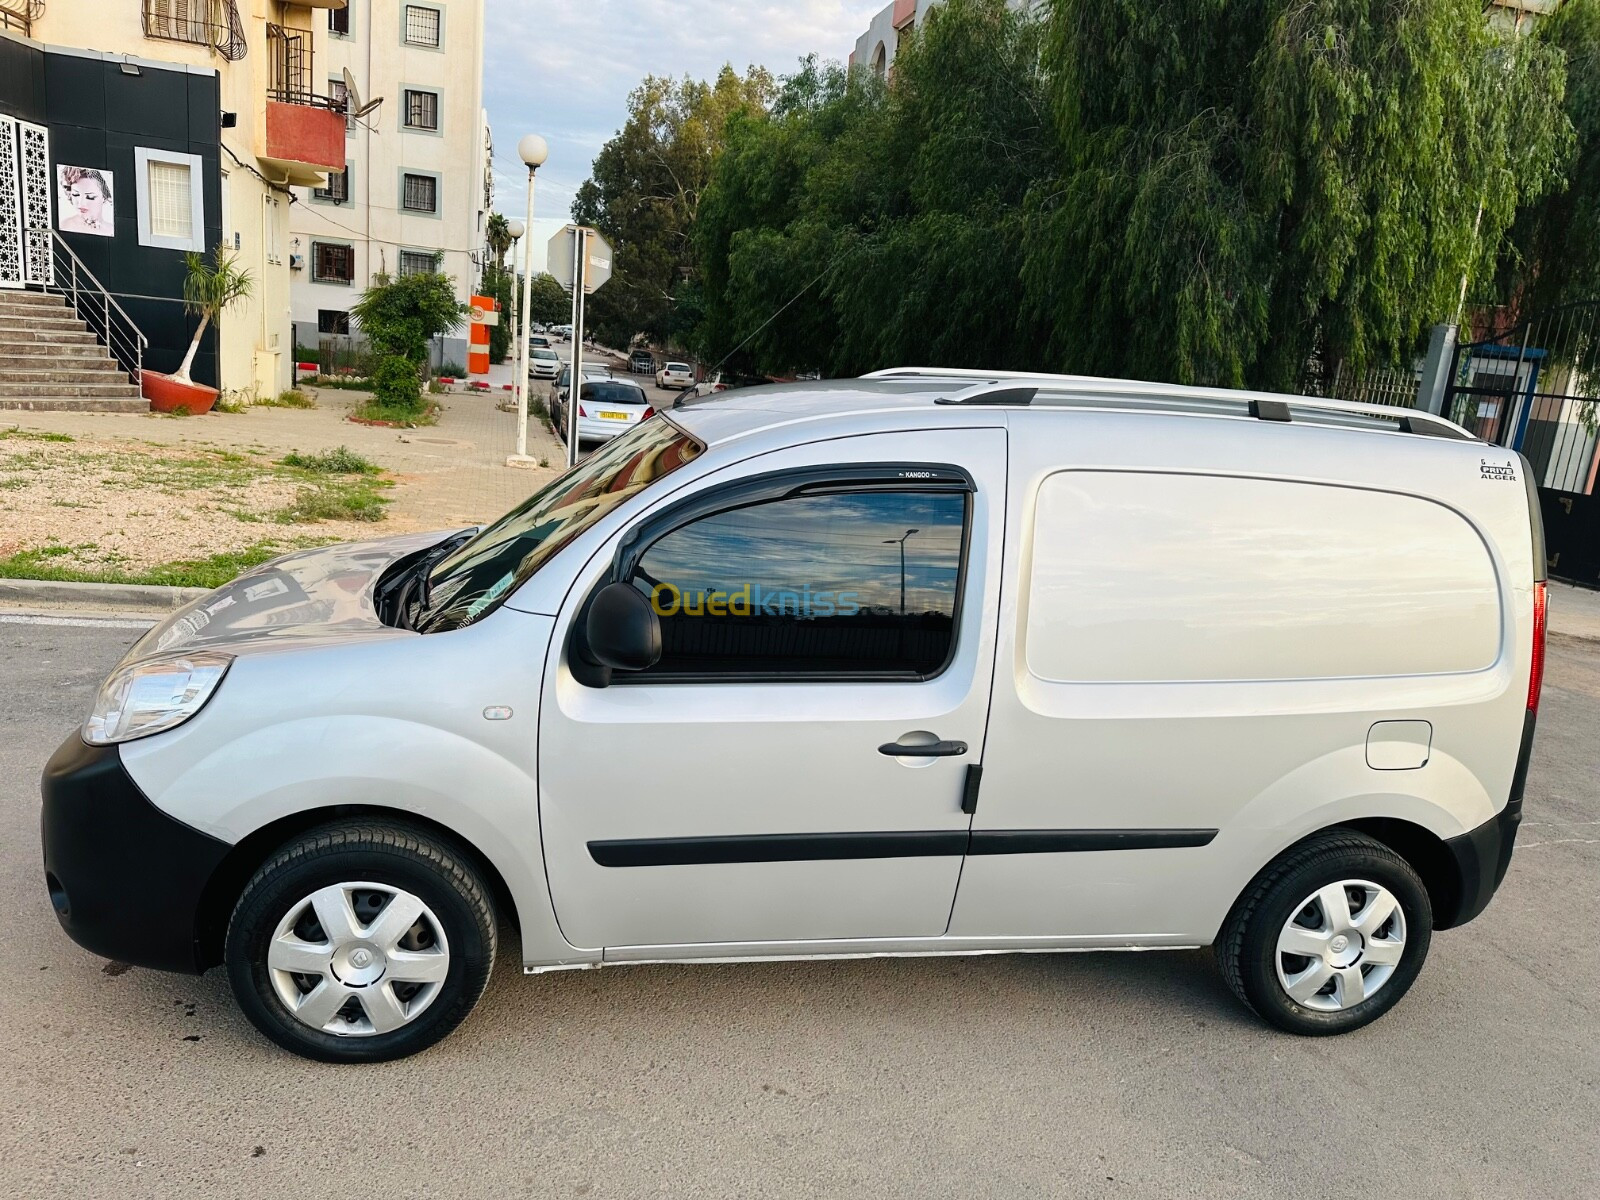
<box><xmin>134</xmin><ymin>146</ymin><xmax>205</xmax><ymax>252</ymax></box>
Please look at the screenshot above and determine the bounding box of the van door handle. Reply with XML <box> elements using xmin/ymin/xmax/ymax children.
<box><xmin>878</xmin><ymin>739</ymin><xmax>968</xmax><ymax>757</ymax></box>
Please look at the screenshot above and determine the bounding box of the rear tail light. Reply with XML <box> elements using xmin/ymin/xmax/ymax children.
<box><xmin>578</xmin><ymin>405</ymin><xmax>588</xmax><ymax>418</ymax></box>
<box><xmin>1527</xmin><ymin>579</ymin><xmax>1548</xmax><ymax>712</ymax></box>
<box><xmin>642</xmin><ymin>406</ymin><xmax>655</xmax><ymax>420</ymax></box>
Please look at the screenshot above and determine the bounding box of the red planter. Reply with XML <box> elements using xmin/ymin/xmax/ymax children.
<box><xmin>141</xmin><ymin>370</ymin><xmax>220</xmax><ymax>415</ymax></box>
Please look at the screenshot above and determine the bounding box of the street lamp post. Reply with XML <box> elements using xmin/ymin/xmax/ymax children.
<box><xmin>504</xmin><ymin>218</ymin><xmax>524</xmax><ymax>415</ymax></box>
<box><xmin>507</xmin><ymin>134</ymin><xmax>548</xmax><ymax>468</ymax></box>
<box><xmin>883</xmin><ymin>528</ymin><xmax>920</xmax><ymax>615</ymax></box>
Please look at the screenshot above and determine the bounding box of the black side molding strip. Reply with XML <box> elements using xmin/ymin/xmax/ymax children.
<box><xmin>588</xmin><ymin>827</ymin><xmax>1217</xmax><ymax>867</ymax></box>
<box><xmin>968</xmin><ymin>829</ymin><xmax>1217</xmax><ymax>855</ymax></box>
<box><xmin>589</xmin><ymin>831</ymin><xmax>968</xmax><ymax>867</ymax></box>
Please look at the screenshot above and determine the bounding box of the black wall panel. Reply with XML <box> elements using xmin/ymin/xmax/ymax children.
<box><xmin>1</xmin><ymin>43</ymin><xmax>223</xmax><ymax>388</ymax></box>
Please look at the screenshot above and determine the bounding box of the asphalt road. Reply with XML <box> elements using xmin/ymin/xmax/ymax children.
<box><xmin>2</xmin><ymin>614</ymin><xmax>1597</xmax><ymax>1199</ymax></box>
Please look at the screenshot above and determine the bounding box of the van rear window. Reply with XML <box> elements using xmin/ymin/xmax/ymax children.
<box><xmin>1025</xmin><ymin>472</ymin><xmax>1501</xmax><ymax>683</ymax></box>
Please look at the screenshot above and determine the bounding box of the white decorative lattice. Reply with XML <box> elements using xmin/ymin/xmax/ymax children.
<box><xmin>0</xmin><ymin>115</ymin><xmax>22</xmax><ymax>288</ymax></box>
<box><xmin>20</xmin><ymin>120</ymin><xmax>52</xmax><ymax>285</ymax></box>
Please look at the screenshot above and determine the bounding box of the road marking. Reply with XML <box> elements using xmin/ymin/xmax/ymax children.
<box><xmin>0</xmin><ymin>613</ymin><xmax>155</xmax><ymax>630</ymax></box>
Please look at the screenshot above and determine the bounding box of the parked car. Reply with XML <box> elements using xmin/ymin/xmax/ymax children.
<box><xmin>656</xmin><ymin>361</ymin><xmax>694</xmax><ymax>390</ymax></box>
<box><xmin>550</xmin><ymin>362</ymin><xmax>617</xmax><ymax>429</ymax></box>
<box><xmin>41</xmin><ymin>367</ymin><xmax>1545</xmax><ymax>1062</ymax></box>
<box><xmin>528</xmin><ymin>346</ymin><xmax>561</xmax><ymax>380</ymax></box>
<box><xmin>528</xmin><ymin>334</ymin><xmax>551</xmax><ymax>351</ymax></box>
<box><xmin>550</xmin><ymin>379</ymin><xmax>655</xmax><ymax>447</ymax></box>
<box><xmin>629</xmin><ymin>349</ymin><xmax>656</xmax><ymax>375</ymax></box>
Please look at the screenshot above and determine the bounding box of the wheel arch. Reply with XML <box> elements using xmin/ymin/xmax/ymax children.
<box><xmin>193</xmin><ymin>805</ymin><xmax>521</xmax><ymax>970</ymax></box>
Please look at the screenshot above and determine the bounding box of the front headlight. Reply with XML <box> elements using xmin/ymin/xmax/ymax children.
<box><xmin>83</xmin><ymin>652</ymin><xmax>232</xmax><ymax>745</ymax></box>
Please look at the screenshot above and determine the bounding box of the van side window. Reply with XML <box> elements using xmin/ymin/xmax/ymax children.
<box><xmin>628</xmin><ymin>489</ymin><xmax>968</xmax><ymax>678</ymax></box>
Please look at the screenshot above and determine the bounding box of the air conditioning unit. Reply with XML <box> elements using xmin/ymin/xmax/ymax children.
<box><xmin>289</xmin><ymin>253</ymin><xmax>304</xmax><ymax>271</ymax></box>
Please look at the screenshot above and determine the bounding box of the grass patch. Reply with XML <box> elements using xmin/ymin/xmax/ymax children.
<box><xmin>312</xmin><ymin>376</ymin><xmax>375</xmax><ymax>392</ymax></box>
<box><xmin>274</xmin><ymin>477</ymin><xmax>391</xmax><ymax>524</ymax></box>
<box><xmin>255</xmin><ymin>389</ymin><xmax>318</xmax><ymax>409</ymax></box>
<box><xmin>280</xmin><ymin>446</ymin><xmax>379</xmax><ymax>475</ymax></box>
<box><xmin>1</xmin><ymin>427</ymin><xmax>73</xmax><ymax>443</ymax></box>
<box><xmin>0</xmin><ymin>540</ymin><xmax>321</xmax><ymax>590</ymax></box>
<box><xmin>350</xmin><ymin>398</ymin><xmax>440</xmax><ymax>427</ymax></box>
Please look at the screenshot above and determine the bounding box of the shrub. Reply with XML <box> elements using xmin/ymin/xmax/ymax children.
<box><xmin>281</xmin><ymin>446</ymin><xmax>379</xmax><ymax>475</ymax></box>
<box><xmin>372</xmin><ymin>354</ymin><xmax>423</xmax><ymax>413</ymax></box>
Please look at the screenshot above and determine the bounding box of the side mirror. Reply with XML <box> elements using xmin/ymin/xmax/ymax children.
<box><xmin>584</xmin><ymin>581</ymin><xmax>662</xmax><ymax>674</ymax></box>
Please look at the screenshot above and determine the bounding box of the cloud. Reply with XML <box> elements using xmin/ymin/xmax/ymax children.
<box><xmin>485</xmin><ymin>0</ymin><xmax>883</xmax><ymax>270</ymax></box>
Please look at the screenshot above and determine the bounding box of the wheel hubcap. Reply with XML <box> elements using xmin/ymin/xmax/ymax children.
<box><xmin>267</xmin><ymin>882</ymin><xmax>450</xmax><ymax>1037</ymax></box>
<box><xmin>1275</xmin><ymin>879</ymin><xmax>1406</xmax><ymax>1012</ymax></box>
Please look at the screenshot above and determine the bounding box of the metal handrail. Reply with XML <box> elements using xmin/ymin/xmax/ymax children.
<box><xmin>38</xmin><ymin>229</ymin><xmax>148</xmax><ymax>384</ymax></box>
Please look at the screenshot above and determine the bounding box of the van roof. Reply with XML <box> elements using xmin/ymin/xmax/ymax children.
<box><xmin>668</xmin><ymin>368</ymin><xmax>1478</xmax><ymax>447</ymax></box>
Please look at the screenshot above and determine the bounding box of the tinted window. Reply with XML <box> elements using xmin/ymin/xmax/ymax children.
<box><xmin>582</xmin><ymin>382</ymin><xmax>647</xmax><ymax>405</ymax></box>
<box><xmin>629</xmin><ymin>489</ymin><xmax>967</xmax><ymax>677</ymax></box>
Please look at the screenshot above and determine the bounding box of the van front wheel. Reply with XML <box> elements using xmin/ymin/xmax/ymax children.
<box><xmin>225</xmin><ymin>821</ymin><xmax>496</xmax><ymax>1063</ymax></box>
<box><xmin>1216</xmin><ymin>831</ymin><xmax>1432</xmax><ymax>1035</ymax></box>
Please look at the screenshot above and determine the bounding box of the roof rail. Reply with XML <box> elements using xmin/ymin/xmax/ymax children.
<box><xmin>863</xmin><ymin>367</ymin><xmax>1476</xmax><ymax>441</ymax></box>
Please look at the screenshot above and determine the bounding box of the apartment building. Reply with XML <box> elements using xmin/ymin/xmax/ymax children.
<box><xmin>0</xmin><ymin>0</ymin><xmax>346</xmax><ymax>399</ymax></box>
<box><xmin>288</xmin><ymin>0</ymin><xmax>489</xmax><ymax>369</ymax></box>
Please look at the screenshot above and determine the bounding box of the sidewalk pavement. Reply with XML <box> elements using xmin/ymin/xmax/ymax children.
<box><xmin>1550</xmin><ymin>580</ymin><xmax>1600</xmax><ymax>640</ymax></box>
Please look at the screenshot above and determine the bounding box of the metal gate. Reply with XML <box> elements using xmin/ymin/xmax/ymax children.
<box><xmin>0</xmin><ymin>112</ymin><xmax>52</xmax><ymax>288</ymax></box>
<box><xmin>1444</xmin><ymin>301</ymin><xmax>1600</xmax><ymax>584</ymax></box>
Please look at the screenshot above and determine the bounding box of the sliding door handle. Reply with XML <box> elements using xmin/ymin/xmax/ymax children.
<box><xmin>878</xmin><ymin>739</ymin><xmax>968</xmax><ymax>758</ymax></box>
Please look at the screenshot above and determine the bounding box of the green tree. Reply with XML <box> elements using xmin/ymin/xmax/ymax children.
<box><xmin>480</xmin><ymin>264</ymin><xmax>514</xmax><ymax>363</ymax></box>
<box><xmin>695</xmin><ymin>3</ymin><xmax>1055</xmax><ymax>376</ymax></box>
<box><xmin>351</xmin><ymin>270</ymin><xmax>465</xmax><ymax>363</ymax></box>
<box><xmin>573</xmin><ymin>64</ymin><xmax>774</xmax><ymax>348</ymax></box>
<box><xmin>526</xmin><ymin>273</ymin><xmax>571</xmax><ymax>326</ymax></box>
<box><xmin>1027</xmin><ymin>0</ymin><xmax>1571</xmax><ymax>390</ymax></box>
<box><xmin>1501</xmin><ymin>0</ymin><xmax>1600</xmax><ymax>316</ymax></box>
<box><xmin>485</xmin><ymin>212</ymin><xmax>513</xmax><ymax>273</ymax></box>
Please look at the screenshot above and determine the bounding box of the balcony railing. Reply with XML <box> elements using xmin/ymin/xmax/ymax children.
<box><xmin>266</xmin><ymin>22</ymin><xmax>345</xmax><ymax>109</ymax></box>
<box><xmin>0</xmin><ymin>0</ymin><xmax>44</xmax><ymax>37</ymax></box>
<box><xmin>141</xmin><ymin>0</ymin><xmax>247</xmax><ymax>61</ymax></box>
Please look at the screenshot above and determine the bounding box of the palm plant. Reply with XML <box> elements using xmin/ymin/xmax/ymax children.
<box><xmin>486</xmin><ymin>213</ymin><xmax>512</xmax><ymax>272</ymax></box>
<box><xmin>172</xmin><ymin>245</ymin><xmax>253</xmax><ymax>385</ymax></box>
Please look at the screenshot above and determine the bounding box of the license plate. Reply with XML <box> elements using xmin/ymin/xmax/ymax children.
<box><xmin>599</xmin><ymin>410</ymin><xmax>629</xmax><ymax>420</ymax></box>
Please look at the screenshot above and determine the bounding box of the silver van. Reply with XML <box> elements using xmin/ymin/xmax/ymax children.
<box><xmin>41</xmin><ymin>369</ymin><xmax>1548</xmax><ymax>1062</ymax></box>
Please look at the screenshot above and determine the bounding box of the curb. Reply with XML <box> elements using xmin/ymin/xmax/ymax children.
<box><xmin>0</xmin><ymin>578</ymin><xmax>206</xmax><ymax>610</ymax></box>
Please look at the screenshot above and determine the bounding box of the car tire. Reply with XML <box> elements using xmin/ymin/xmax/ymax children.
<box><xmin>1215</xmin><ymin>829</ymin><xmax>1431</xmax><ymax>1036</ymax></box>
<box><xmin>225</xmin><ymin>820</ymin><xmax>496</xmax><ymax>1063</ymax></box>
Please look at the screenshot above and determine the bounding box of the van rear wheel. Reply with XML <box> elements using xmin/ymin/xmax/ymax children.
<box><xmin>225</xmin><ymin>821</ymin><xmax>496</xmax><ymax>1063</ymax></box>
<box><xmin>1216</xmin><ymin>830</ymin><xmax>1431</xmax><ymax>1035</ymax></box>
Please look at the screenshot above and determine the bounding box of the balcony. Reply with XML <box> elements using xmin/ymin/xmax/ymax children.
<box><xmin>259</xmin><ymin>22</ymin><xmax>347</xmax><ymax>186</ymax></box>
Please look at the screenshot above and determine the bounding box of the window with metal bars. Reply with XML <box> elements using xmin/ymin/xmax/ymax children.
<box><xmin>148</xmin><ymin>161</ymin><xmax>194</xmax><ymax>241</ymax></box>
<box><xmin>312</xmin><ymin>242</ymin><xmax>354</xmax><ymax>284</ymax></box>
<box><xmin>401</xmin><ymin>174</ymin><xmax>438</xmax><ymax>214</ymax></box>
<box><xmin>141</xmin><ymin>0</ymin><xmax>247</xmax><ymax>60</ymax></box>
<box><xmin>399</xmin><ymin>250</ymin><xmax>440</xmax><ymax>277</ymax></box>
<box><xmin>404</xmin><ymin>5</ymin><xmax>441</xmax><ymax>46</ymax></box>
<box><xmin>404</xmin><ymin>90</ymin><xmax>439</xmax><ymax>131</ymax></box>
<box><xmin>314</xmin><ymin>165</ymin><xmax>351</xmax><ymax>204</ymax></box>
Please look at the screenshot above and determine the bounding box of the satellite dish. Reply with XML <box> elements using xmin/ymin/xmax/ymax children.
<box><xmin>341</xmin><ymin>67</ymin><xmax>384</xmax><ymax>121</ymax></box>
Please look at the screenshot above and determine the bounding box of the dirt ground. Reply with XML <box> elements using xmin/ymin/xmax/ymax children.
<box><xmin>0</xmin><ymin>383</ymin><xmax>566</xmax><ymax>575</ymax></box>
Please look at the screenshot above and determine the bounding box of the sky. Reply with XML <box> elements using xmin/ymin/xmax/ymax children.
<box><xmin>482</xmin><ymin>0</ymin><xmax>883</xmax><ymax>276</ymax></box>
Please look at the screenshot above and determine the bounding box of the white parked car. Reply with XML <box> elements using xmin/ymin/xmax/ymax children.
<box><xmin>557</xmin><ymin>378</ymin><xmax>655</xmax><ymax>447</ymax></box>
<box><xmin>527</xmin><ymin>346</ymin><xmax>560</xmax><ymax>380</ymax></box>
<box><xmin>42</xmin><ymin>368</ymin><xmax>1545</xmax><ymax>1062</ymax></box>
<box><xmin>656</xmin><ymin>361</ymin><xmax>694</xmax><ymax>390</ymax></box>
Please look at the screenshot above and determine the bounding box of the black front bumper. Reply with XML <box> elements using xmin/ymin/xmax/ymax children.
<box><xmin>1438</xmin><ymin>800</ymin><xmax>1522</xmax><ymax>930</ymax></box>
<box><xmin>40</xmin><ymin>734</ymin><xmax>231</xmax><ymax>973</ymax></box>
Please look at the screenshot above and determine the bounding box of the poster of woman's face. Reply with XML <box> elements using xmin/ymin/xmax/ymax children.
<box><xmin>57</xmin><ymin>165</ymin><xmax>114</xmax><ymax>237</ymax></box>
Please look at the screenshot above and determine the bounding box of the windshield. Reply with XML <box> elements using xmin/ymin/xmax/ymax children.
<box><xmin>666</xmin><ymin>362</ymin><xmax>690</xmax><ymax>371</ymax></box>
<box><xmin>533</xmin><ymin>348</ymin><xmax>558</xmax><ymax>360</ymax></box>
<box><xmin>582</xmin><ymin>381</ymin><xmax>647</xmax><ymax>405</ymax></box>
<box><xmin>419</xmin><ymin>418</ymin><xmax>704</xmax><ymax>632</ymax></box>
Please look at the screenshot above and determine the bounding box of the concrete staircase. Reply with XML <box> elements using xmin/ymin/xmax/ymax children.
<box><xmin>0</xmin><ymin>290</ymin><xmax>145</xmax><ymax>412</ymax></box>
